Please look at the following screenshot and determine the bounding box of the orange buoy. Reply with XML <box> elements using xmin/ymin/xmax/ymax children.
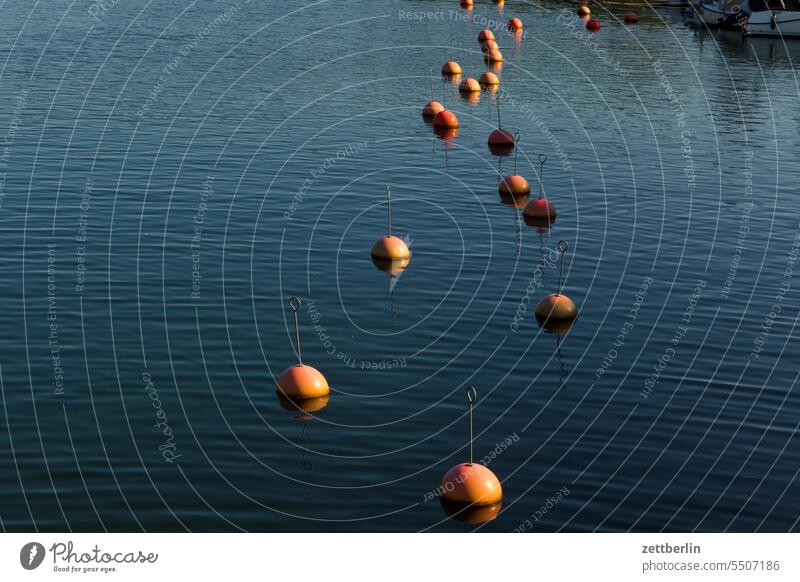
<box><xmin>441</xmin><ymin>463</ymin><xmax>503</xmax><ymax>506</ymax></box>
<box><xmin>478</xmin><ymin>71</ymin><xmax>500</xmax><ymax>88</ymax></box>
<box><xmin>536</xmin><ymin>293</ymin><xmax>578</xmax><ymax>325</ymax></box>
<box><xmin>460</xmin><ymin>0</ymin><xmax>473</xmax><ymax>7</ymax></box>
<box><xmin>277</xmin><ymin>297</ymin><xmax>331</xmax><ymax>400</ymax></box>
<box><xmin>481</xmin><ymin>39</ymin><xmax>500</xmax><ymax>53</ymax></box>
<box><xmin>433</xmin><ymin>109</ymin><xmax>459</xmax><ymax>128</ymax></box>
<box><xmin>442</xmin><ymin>61</ymin><xmax>462</xmax><ymax>75</ymax></box>
<box><xmin>484</xmin><ymin>48</ymin><xmax>503</xmax><ymax>63</ymax></box>
<box><xmin>624</xmin><ymin>12</ymin><xmax>639</xmax><ymax>23</ymax></box>
<box><xmin>371</xmin><ymin>186</ymin><xmax>410</xmax><ymax>261</ymax></box>
<box><xmin>439</xmin><ymin>387</ymin><xmax>503</xmax><ymax>507</ymax></box>
<box><xmin>499</xmin><ymin>175</ymin><xmax>530</xmax><ymax>196</ymax></box>
<box><xmin>277</xmin><ymin>364</ymin><xmax>330</xmax><ymax>400</ymax></box>
<box><xmin>586</xmin><ymin>18</ymin><xmax>601</xmax><ymax>31</ymax></box>
<box><xmin>422</xmin><ymin>101</ymin><xmax>444</xmax><ymax>120</ymax></box>
<box><xmin>458</xmin><ymin>77</ymin><xmax>481</xmax><ymax>93</ymax></box>
<box><xmin>371</xmin><ymin>236</ymin><xmax>410</xmax><ymax>260</ymax></box>
<box><xmin>507</xmin><ymin>17</ymin><xmax>523</xmax><ymax>32</ymax></box>
<box><xmin>577</xmin><ymin>5</ymin><xmax>590</xmax><ymax>16</ymax></box>
<box><xmin>478</xmin><ymin>29</ymin><xmax>495</xmax><ymax>42</ymax></box>
<box><xmin>535</xmin><ymin>241</ymin><xmax>578</xmax><ymax>329</ymax></box>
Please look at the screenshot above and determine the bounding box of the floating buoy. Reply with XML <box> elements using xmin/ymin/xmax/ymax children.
<box><xmin>440</xmin><ymin>388</ymin><xmax>503</xmax><ymax>507</ymax></box>
<box><xmin>442</xmin><ymin>61</ymin><xmax>462</xmax><ymax>75</ymax></box>
<box><xmin>433</xmin><ymin>109</ymin><xmax>459</xmax><ymax>129</ymax></box>
<box><xmin>422</xmin><ymin>101</ymin><xmax>444</xmax><ymax>120</ymax></box>
<box><xmin>577</xmin><ymin>5</ymin><xmax>590</xmax><ymax>16</ymax></box>
<box><xmin>460</xmin><ymin>0</ymin><xmax>474</xmax><ymax>7</ymax></box>
<box><xmin>507</xmin><ymin>17</ymin><xmax>523</xmax><ymax>32</ymax></box>
<box><xmin>481</xmin><ymin>39</ymin><xmax>500</xmax><ymax>53</ymax></box>
<box><xmin>489</xmin><ymin>128</ymin><xmax>514</xmax><ymax>146</ymax></box>
<box><xmin>535</xmin><ymin>241</ymin><xmax>578</xmax><ymax>330</ymax></box>
<box><xmin>484</xmin><ymin>48</ymin><xmax>503</xmax><ymax>63</ymax></box>
<box><xmin>624</xmin><ymin>12</ymin><xmax>639</xmax><ymax>24</ymax></box>
<box><xmin>371</xmin><ymin>186</ymin><xmax>411</xmax><ymax>261</ymax></box>
<box><xmin>523</xmin><ymin>154</ymin><xmax>557</xmax><ymax>222</ymax></box>
<box><xmin>422</xmin><ymin>68</ymin><xmax>445</xmax><ymax>121</ymax></box>
<box><xmin>586</xmin><ymin>18</ymin><xmax>601</xmax><ymax>31</ymax></box>
<box><xmin>277</xmin><ymin>298</ymin><xmax>331</xmax><ymax>400</ymax></box>
<box><xmin>459</xmin><ymin>77</ymin><xmax>480</xmax><ymax>94</ymax></box>
<box><xmin>498</xmin><ymin>134</ymin><xmax>530</xmax><ymax>196</ymax></box>
<box><xmin>478</xmin><ymin>29</ymin><xmax>495</xmax><ymax>42</ymax></box>
<box><xmin>500</xmin><ymin>175</ymin><xmax>530</xmax><ymax>196</ymax></box>
<box><xmin>499</xmin><ymin>192</ymin><xmax>529</xmax><ymax>209</ymax></box>
<box><xmin>478</xmin><ymin>71</ymin><xmax>500</xmax><ymax>88</ymax></box>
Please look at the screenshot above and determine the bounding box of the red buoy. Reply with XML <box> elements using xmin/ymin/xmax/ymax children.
<box><xmin>624</xmin><ymin>12</ymin><xmax>639</xmax><ymax>24</ymax></box>
<box><xmin>478</xmin><ymin>29</ymin><xmax>495</xmax><ymax>42</ymax></box>
<box><xmin>433</xmin><ymin>109</ymin><xmax>459</xmax><ymax>129</ymax></box>
<box><xmin>507</xmin><ymin>17</ymin><xmax>523</xmax><ymax>32</ymax></box>
<box><xmin>523</xmin><ymin>154</ymin><xmax>557</xmax><ymax>222</ymax></box>
<box><xmin>523</xmin><ymin>197</ymin><xmax>557</xmax><ymax>220</ymax></box>
<box><xmin>488</xmin><ymin>128</ymin><xmax>514</xmax><ymax>147</ymax></box>
<box><xmin>586</xmin><ymin>18</ymin><xmax>601</xmax><ymax>31</ymax></box>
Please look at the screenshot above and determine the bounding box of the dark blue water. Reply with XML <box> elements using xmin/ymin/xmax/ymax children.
<box><xmin>0</xmin><ymin>0</ymin><xmax>799</xmax><ymax>532</ymax></box>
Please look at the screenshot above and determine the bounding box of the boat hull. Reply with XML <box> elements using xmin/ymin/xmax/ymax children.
<box><xmin>746</xmin><ymin>11</ymin><xmax>800</xmax><ymax>37</ymax></box>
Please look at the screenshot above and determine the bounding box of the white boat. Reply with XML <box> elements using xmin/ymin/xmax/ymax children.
<box><xmin>746</xmin><ymin>9</ymin><xmax>800</xmax><ymax>36</ymax></box>
<box><xmin>690</xmin><ymin>0</ymin><xmax>747</xmax><ymax>29</ymax></box>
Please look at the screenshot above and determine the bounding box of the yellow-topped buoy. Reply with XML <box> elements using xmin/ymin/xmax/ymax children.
<box><xmin>439</xmin><ymin>387</ymin><xmax>503</xmax><ymax>508</ymax></box>
<box><xmin>577</xmin><ymin>5</ymin><xmax>591</xmax><ymax>16</ymax></box>
<box><xmin>535</xmin><ymin>241</ymin><xmax>578</xmax><ymax>330</ymax></box>
<box><xmin>479</xmin><ymin>71</ymin><xmax>500</xmax><ymax>88</ymax></box>
<box><xmin>277</xmin><ymin>297</ymin><xmax>331</xmax><ymax>400</ymax></box>
<box><xmin>459</xmin><ymin>77</ymin><xmax>481</xmax><ymax>93</ymax></box>
<box><xmin>371</xmin><ymin>236</ymin><xmax>410</xmax><ymax>260</ymax></box>
<box><xmin>371</xmin><ymin>186</ymin><xmax>411</xmax><ymax>261</ymax></box>
<box><xmin>442</xmin><ymin>61</ymin><xmax>462</xmax><ymax>75</ymax></box>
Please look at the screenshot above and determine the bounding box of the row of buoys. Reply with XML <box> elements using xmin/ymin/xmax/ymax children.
<box><xmin>576</xmin><ymin>3</ymin><xmax>640</xmax><ymax>30</ymax></box>
<box><xmin>279</xmin><ymin>2</ymin><xmax>582</xmax><ymax>525</ymax></box>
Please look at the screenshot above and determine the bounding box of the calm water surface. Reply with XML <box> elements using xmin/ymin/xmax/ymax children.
<box><xmin>0</xmin><ymin>0</ymin><xmax>799</xmax><ymax>532</ymax></box>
